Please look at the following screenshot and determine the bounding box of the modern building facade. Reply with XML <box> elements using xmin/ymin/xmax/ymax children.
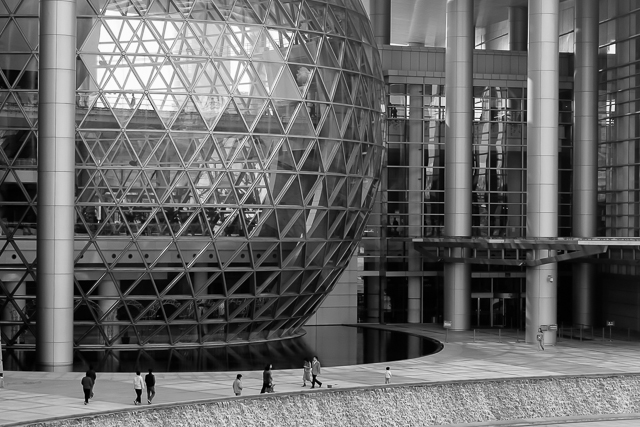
<box><xmin>0</xmin><ymin>0</ymin><xmax>385</xmax><ymax>370</ymax></box>
<box><xmin>357</xmin><ymin>0</ymin><xmax>640</xmax><ymax>347</ymax></box>
<box><xmin>5</xmin><ymin>0</ymin><xmax>640</xmax><ymax>372</ymax></box>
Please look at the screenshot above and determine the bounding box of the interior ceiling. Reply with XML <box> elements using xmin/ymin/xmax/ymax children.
<box><xmin>390</xmin><ymin>0</ymin><xmax>572</xmax><ymax>46</ymax></box>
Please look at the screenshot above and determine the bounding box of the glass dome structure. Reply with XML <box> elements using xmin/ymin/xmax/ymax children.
<box><xmin>0</xmin><ymin>0</ymin><xmax>385</xmax><ymax>347</ymax></box>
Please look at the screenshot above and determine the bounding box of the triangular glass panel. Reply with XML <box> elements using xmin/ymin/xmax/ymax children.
<box><xmin>327</xmin><ymin>143</ymin><xmax>346</xmax><ymax>175</ymax></box>
<box><xmin>317</xmin><ymin>67</ymin><xmax>339</xmax><ymax>98</ymax></box>
<box><xmin>344</xmin><ymin>10</ymin><xmax>362</xmax><ymax>40</ymax></box>
<box><xmin>299</xmin><ymin>140</ymin><xmax>322</xmax><ymax>172</ymax></box>
<box><xmin>271</xmin><ymin>174</ymin><xmax>297</xmax><ymax>204</ymax></box>
<box><xmin>317</xmin><ymin>37</ymin><xmax>339</xmax><ymax>69</ymax></box>
<box><xmin>0</xmin><ymin>19</ymin><xmax>30</xmax><ymax>52</ymax></box>
<box><xmin>289</xmin><ymin>35</ymin><xmax>315</xmax><ymax>65</ymax></box>
<box><xmin>319</xmin><ymin>108</ymin><xmax>340</xmax><ymax>139</ymax></box>
<box><xmin>265</xmin><ymin>0</ymin><xmax>295</xmax><ymax>27</ymax></box>
<box><xmin>346</xmin><ymin>176</ymin><xmax>363</xmax><ymax>207</ymax></box>
<box><xmin>278</xmin><ymin>178</ymin><xmax>303</xmax><ymax>206</ymax></box>
<box><xmin>14</xmin><ymin>18</ymin><xmax>38</xmax><ymax>50</ymax></box>
<box><xmin>234</xmin><ymin>64</ymin><xmax>269</xmax><ymax>97</ymax></box>
<box><xmin>299</xmin><ymin>2</ymin><xmax>323</xmax><ymax>32</ymax></box>
<box><xmin>214</xmin><ymin>99</ymin><xmax>249</xmax><ymax>133</ymax></box>
<box><xmin>324</xmin><ymin>173</ymin><xmax>343</xmax><ymax>201</ymax></box>
<box><xmin>252</xmin><ymin>208</ymin><xmax>279</xmax><ymax>238</ymax></box>
<box><xmin>213</xmin><ymin>24</ymin><xmax>247</xmax><ymax>58</ymax></box>
<box><xmin>325</xmin><ymin>34</ymin><xmax>344</xmax><ymax>63</ymax></box>
<box><xmin>360</xmin><ymin>44</ymin><xmax>375</xmax><ymax>76</ymax></box>
<box><xmin>188</xmin><ymin>0</ymin><xmax>224</xmax><ymax>20</ymax></box>
<box><xmin>267</xmin><ymin>28</ymin><xmax>295</xmax><ymax>58</ymax></box>
<box><xmin>271</xmin><ymin>65</ymin><xmax>301</xmax><ymax>100</ymax></box>
<box><xmin>171</xmin><ymin>97</ymin><xmax>208</xmax><ymax>131</ymax></box>
<box><xmin>191</xmin><ymin>94</ymin><xmax>227</xmax><ymax>129</ymax></box>
<box><xmin>214</xmin><ymin>58</ymin><xmax>248</xmax><ymax>92</ymax></box>
<box><xmin>307</xmin><ymin>209</ymin><xmax>328</xmax><ymax>239</ymax></box>
<box><xmin>286</xmin><ymin>104</ymin><xmax>315</xmax><ymax>136</ymax></box>
<box><xmin>333</xmin><ymin>73</ymin><xmax>352</xmax><ymax>104</ymax></box>
<box><xmin>251</xmin><ymin>28</ymin><xmax>283</xmax><ymax>61</ymax></box>
<box><xmin>252</xmin><ymin>100</ymin><xmax>285</xmax><ymax>134</ymax></box>
<box><xmin>77</xmin><ymin>95</ymin><xmax>119</xmax><ymax>129</ymax></box>
<box><xmin>291</xmin><ymin>65</ymin><xmax>314</xmax><ymax>98</ymax></box>
<box><xmin>344</xmin><ymin>111</ymin><xmax>359</xmax><ymax>140</ymax></box>
<box><xmin>326</xmin><ymin>7</ymin><xmax>345</xmax><ymax>36</ymax></box>
<box><xmin>125</xmin><ymin>94</ymin><xmax>166</xmax><ymax>129</ymax></box>
<box><xmin>327</xmin><ymin>210</ymin><xmax>346</xmax><ymax>238</ymax></box>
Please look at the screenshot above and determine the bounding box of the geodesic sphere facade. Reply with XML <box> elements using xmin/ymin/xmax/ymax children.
<box><xmin>0</xmin><ymin>0</ymin><xmax>384</xmax><ymax>348</ymax></box>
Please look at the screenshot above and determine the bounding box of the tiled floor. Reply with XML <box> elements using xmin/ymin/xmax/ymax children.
<box><xmin>2</xmin><ymin>324</ymin><xmax>640</xmax><ymax>426</ymax></box>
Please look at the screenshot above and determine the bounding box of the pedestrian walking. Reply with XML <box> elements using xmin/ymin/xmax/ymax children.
<box><xmin>233</xmin><ymin>374</ymin><xmax>243</xmax><ymax>396</ymax></box>
<box><xmin>260</xmin><ymin>364</ymin><xmax>273</xmax><ymax>394</ymax></box>
<box><xmin>385</xmin><ymin>367</ymin><xmax>392</xmax><ymax>384</ymax></box>
<box><xmin>133</xmin><ymin>370</ymin><xmax>145</xmax><ymax>405</ymax></box>
<box><xmin>302</xmin><ymin>358</ymin><xmax>312</xmax><ymax>387</ymax></box>
<box><xmin>145</xmin><ymin>368</ymin><xmax>156</xmax><ymax>403</ymax></box>
<box><xmin>311</xmin><ymin>356</ymin><xmax>322</xmax><ymax>388</ymax></box>
<box><xmin>81</xmin><ymin>372</ymin><xmax>94</xmax><ymax>405</ymax></box>
<box><xmin>87</xmin><ymin>365</ymin><xmax>97</xmax><ymax>399</ymax></box>
<box><xmin>537</xmin><ymin>328</ymin><xmax>545</xmax><ymax>351</ymax></box>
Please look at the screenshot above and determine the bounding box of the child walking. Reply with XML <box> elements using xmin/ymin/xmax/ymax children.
<box><xmin>385</xmin><ymin>367</ymin><xmax>392</xmax><ymax>384</ymax></box>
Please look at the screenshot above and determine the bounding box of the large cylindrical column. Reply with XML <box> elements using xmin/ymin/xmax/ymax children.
<box><xmin>509</xmin><ymin>7</ymin><xmax>528</xmax><ymax>51</ymax></box>
<box><xmin>368</xmin><ymin>0</ymin><xmax>391</xmax><ymax>46</ymax></box>
<box><xmin>98</xmin><ymin>279</ymin><xmax>120</xmax><ymax>344</ymax></box>
<box><xmin>444</xmin><ymin>0</ymin><xmax>473</xmax><ymax>331</ymax></box>
<box><xmin>572</xmin><ymin>0</ymin><xmax>598</xmax><ymax>329</ymax></box>
<box><xmin>526</xmin><ymin>0</ymin><xmax>559</xmax><ymax>346</ymax></box>
<box><xmin>36</xmin><ymin>0</ymin><xmax>77</xmax><ymax>371</ymax></box>
<box><xmin>365</xmin><ymin>277</ymin><xmax>380</xmax><ymax>322</ymax></box>
<box><xmin>408</xmin><ymin>84</ymin><xmax>423</xmax><ymax>323</ymax></box>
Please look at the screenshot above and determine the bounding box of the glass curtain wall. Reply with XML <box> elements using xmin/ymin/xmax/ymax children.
<box><xmin>360</xmin><ymin>79</ymin><xmax>573</xmax><ymax>324</ymax></box>
<box><xmin>0</xmin><ymin>0</ymin><xmax>386</xmax><ymax>349</ymax></box>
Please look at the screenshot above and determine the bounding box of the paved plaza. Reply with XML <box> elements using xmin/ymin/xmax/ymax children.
<box><xmin>2</xmin><ymin>325</ymin><xmax>640</xmax><ymax>426</ymax></box>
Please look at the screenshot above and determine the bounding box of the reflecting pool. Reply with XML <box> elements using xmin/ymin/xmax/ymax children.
<box><xmin>1</xmin><ymin>326</ymin><xmax>441</xmax><ymax>372</ymax></box>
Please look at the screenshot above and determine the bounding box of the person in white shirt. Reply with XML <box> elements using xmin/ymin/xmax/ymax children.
<box><xmin>133</xmin><ymin>370</ymin><xmax>145</xmax><ymax>405</ymax></box>
<box><xmin>385</xmin><ymin>367</ymin><xmax>392</xmax><ymax>384</ymax></box>
<box><xmin>232</xmin><ymin>374</ymin><xmax>243</xmax><ymax>396</ymax></box>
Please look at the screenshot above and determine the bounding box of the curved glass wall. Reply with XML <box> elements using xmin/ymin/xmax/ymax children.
<box><xmin>0</xmin><ymin>0</ymin><xmax>385</xmax><ymax>348</ymax></box>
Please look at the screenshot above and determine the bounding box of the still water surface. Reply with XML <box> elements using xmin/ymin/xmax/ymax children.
<box><xmin>2</xmin><ymin>326</ymin><xmax>441</xmax><ymax>372</ymax></box>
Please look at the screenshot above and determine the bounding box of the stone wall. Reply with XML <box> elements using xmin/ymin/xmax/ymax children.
<box><xmin>28</xmin><ymin>375</ymin><xmax>640</xmax><ymax>427</ymax></box>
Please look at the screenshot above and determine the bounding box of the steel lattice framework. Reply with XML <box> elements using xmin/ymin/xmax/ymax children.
<box><xmin>0</xmin><ymin>0</ymin><xmax>385</xmax><ymax>348</ymax></box>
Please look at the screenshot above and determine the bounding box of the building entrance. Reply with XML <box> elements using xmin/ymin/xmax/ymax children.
<box><xmin>471</xmin><ymin>293</ymin><xmax>523</xmax><ymax>329</ymax></box>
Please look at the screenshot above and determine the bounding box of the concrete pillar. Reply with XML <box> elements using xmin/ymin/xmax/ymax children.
<box><xmin>526</xmin><ymin>0</ymin><xmax>559</xmax><ymax>346</ymax></box>
<box><xmin>1</xmin><ymin>282</ymin><xmax>25</xmax><ymax>344</ymax></box>
<box><xmin>365</xmin><ymin>277</ymin><xmax>380</xmax><ymax>322</ymax></box>
<box><xmin>508</xmin><ymin>7</ymin><xmax>528</xmax><ymax>51</ymax></box>
<box><xmin>368</xmin><ymin>0</ymin><xmax>391</xmax><ymax>46</ymax></box>
<box><xmin>572</xmin><ymin>0</ymin><xmax>598</xmax><ymax>329</ymax></box>
<box><xmin>444</xmin><ymin>0</ymin><xmax>473</xmax><ymax>331</ymax></box>
<box><xmin>98</xmin><ymin>279</ymin><xmax>120</xmax><ymax>344</ymax></box>
<box><xmin>193</xmin><ymin>271</ymin><xmax>208</xmax><ymax>336</ymax></box>
<box><xmin>36</xmin><ymin>0</ymin><xmax>77</xmax><ymax>371</ymax></box>
<box><xmin>408</xmin><ymin>84</ymin><xmax>423</xmax><ymax>323</ymax></box>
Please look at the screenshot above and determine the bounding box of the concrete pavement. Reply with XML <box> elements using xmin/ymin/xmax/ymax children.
<box><xmin>2</xmin><ymin>324</ymin><xmax>640</xmax><ymax>426</ymax></box>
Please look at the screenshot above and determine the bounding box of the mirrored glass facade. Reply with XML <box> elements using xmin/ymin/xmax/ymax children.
<box><xmin>0</xmin><ymin>0</ymin><xmax>385</xmax><ymax>348</ymax></box>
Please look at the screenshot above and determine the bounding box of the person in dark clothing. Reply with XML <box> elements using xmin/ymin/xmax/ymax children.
<box><xmin>145</xmin><ymin>368</ymin><xmax>156</xmax><ymax>403</ymax></box>
<box><xmin>87</xmin><ymin>365</ymin><xmax>97</xmax><ymax>399</ymax></box>
<box><xmin>81</xmin><ymin>372</ymin><xmax>94</xmax><ymax>405</ymax></box>
<box><xmin>311</xmin><ymin>356</ymin><xmax>322</xmax><ymax>388</ymax></box>
<box><xmin>260</xmin><ymin>364</ymin><xmax>273</xmax><ymax>394</ymax></box>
